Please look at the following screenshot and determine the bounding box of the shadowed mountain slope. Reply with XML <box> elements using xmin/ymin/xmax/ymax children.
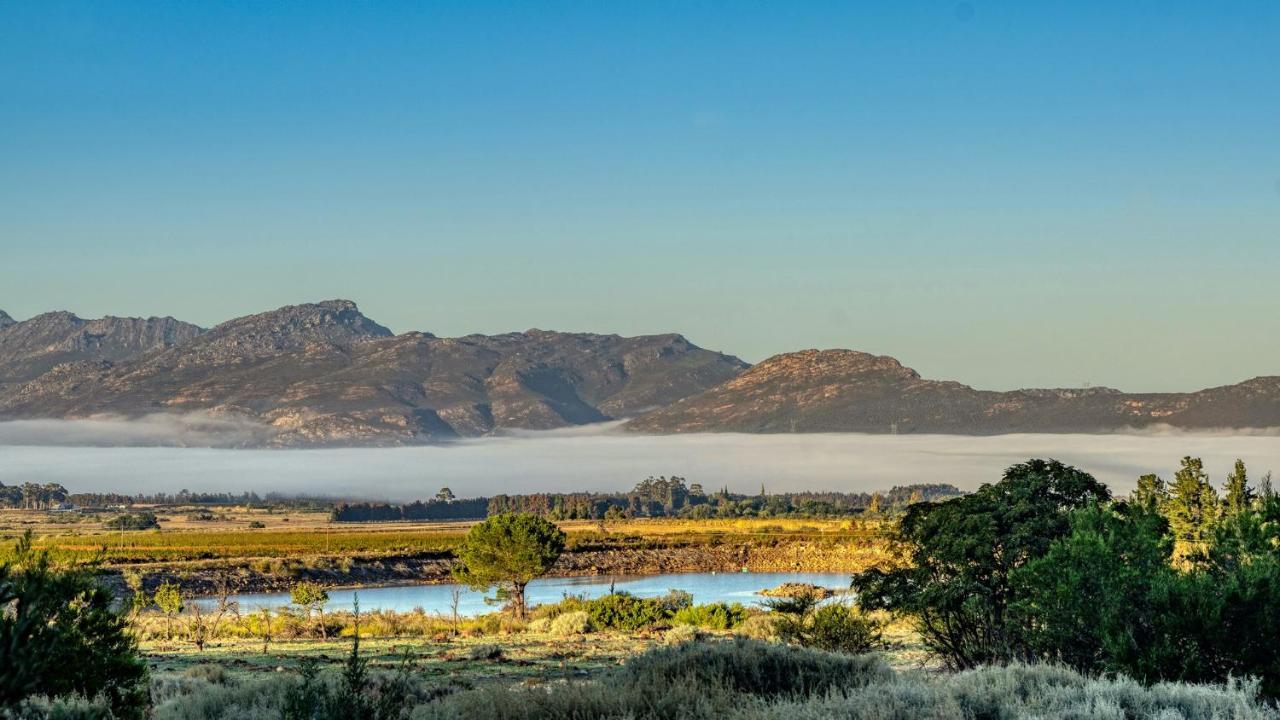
<box><xmin>0</xmin><ymin>300</ymin><xmax>747</xmax><ymax>445</ymax></box>
<box><xmin>625</xmin><ymin>349</ymin><xmax>1280</xmax><ymax>435</ymax></box>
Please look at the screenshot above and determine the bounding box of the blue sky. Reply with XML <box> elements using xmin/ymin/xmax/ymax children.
<box><xmin>2</xmin><ymin>1</ymin><xmax>1278</xmax><ymax>392</ymax></box>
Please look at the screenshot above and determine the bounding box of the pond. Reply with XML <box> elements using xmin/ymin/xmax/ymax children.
<box><xmin>207</xmin><ymin>572</ymin><xmax>852</xmax><ymax>616</ymax></box>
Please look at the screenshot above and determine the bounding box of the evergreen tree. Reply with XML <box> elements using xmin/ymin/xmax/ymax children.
<box><xmin>1223</xmin><ymin>459</ymin><xmax>1253</xmax><ymax>517</ymax></box>
<box><xmin>1166</xmin><ymin>456</ymin><xmax>1219</xmax><ymax>562</ymax></box>
<box><xmin>1132</xmin><ymin>474</ymin><xmax>1168</xmax><ymax>513</ymax></box>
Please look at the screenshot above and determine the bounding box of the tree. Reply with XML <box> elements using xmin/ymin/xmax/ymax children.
<box><xmin>291</xmin><ymin>581</ymin><xmax>331</xmax><ymax>638</ymax></box>
<box><xmin>1166</xmin><ymin>456</ymin><xmax>1219</xmax><ymax>563</ymax></box>
<box><xmin>1223</xmin><ymin>459</ymin><xmax>1253</xmax><ymax>518</ymax></box>
<box><xmin>153</xmin><ymin>581</ymin><xmax>184</xmax><ymax>641</ymax></box>
<box><xmin>1132</xmin><ymin>473</ymin><xmax>1168</xmax><ymax>513</ymax></box>
<box><xmin>435</xmin><ymin>487</ymin><xmax>456</xmax><ymax>503</ymax></box>
<box><xmin>0</xmin><ymin>531</ymin><xmax>148</xmax><ymax>718</ymax></box>
<box><xmin>853</xmin><ymin>459</ymin><xmax>1110</xmax><ymax>668</ymax></box>
<box><xmin>867</xmin><ymin>492</ymin><xmax>882</xmax><ymax>516</ymax></box>
<box><xmin>452</xmin><ymin>513</ymin><xmax>566</xmax><ymax>619</ymax></box>
<box><xmin>1010</xmin><ymin>503</ymin><xmax>1183</xmax><ymax>680</ymax></box>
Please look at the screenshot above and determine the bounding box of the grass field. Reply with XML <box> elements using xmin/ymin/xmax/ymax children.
<box><xmin>0</xmin><ymin>508</ymin><xmax>878</xmax><ymax>566</ymax></box>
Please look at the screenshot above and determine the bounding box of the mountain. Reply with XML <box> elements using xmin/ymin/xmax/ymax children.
<box><xmin>0</xmin><ymin>300</ymin><xmax>747</xmax><ymax>445</ymax></box>
<box><xmin>0</xmin><ymin>311</ymin><xmax>203</xmax><ymax>389</ymax></box>
<box><xmin>625</xmin><ymin>349</ymin><xmax>1280</xmax><ymax>434</ymax></box>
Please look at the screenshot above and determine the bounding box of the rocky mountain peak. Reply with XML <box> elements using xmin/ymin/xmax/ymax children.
<box><xmin>730</xmin><ymin>349</ymin><xmax>921</xmax><ymax>389</ymax></box>
<box><xmin>0</xmin><ymin>310</ymin><xmax>13</xmax><ymax>328</ymax></box>
<box><xmin>188</xmin><ymin>300</ymin><xmax>394</xmax><ymax>358</ymax></box>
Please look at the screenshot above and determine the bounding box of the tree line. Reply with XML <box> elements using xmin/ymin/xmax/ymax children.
<box><xmin>854</xmin><ymin>456</ymin><xmax>1280</xmax><ymax>695</ymax></box>
<box><xmin>330</xmin><ymin>477</ymin><xmax>962</xmax><ymax>522</ymax></box>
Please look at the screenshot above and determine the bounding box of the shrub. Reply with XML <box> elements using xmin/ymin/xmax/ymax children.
<box><xmin>183</xmin><ymin>664</ymin><xmax>230</xmax><ymax>686</ymax></box>
<box><xmin>0</xmin><ymin>532</ymin><xmax>148</xmax><ymax>719</ymax></box>
<box><xmin>524</xmin><ymin>617</ymin><xmax>551</xmax><ymax>633</ymax></box>
<box><xmin>585</xmin><ymin>592</ymin><xmax>673</xmax><ymax>631</ymax></box>
<box><xmin>2</xmin><ymin>695</ymin><xmax>118</xmax><ymax>720</ymax></box>
<box><xmin>616</xmin><ymin>637</ymin><xmax>891</xmax><ymax>699</ymax></box>
<box><xmin>672</xmin><ymin>602</ymin><xmax>748</xmax><ymax>630</ymax></box>
<box><xmin>664</xmin><ymin>624</ymin><xmax>702</xmax><ymax>645</ymax></box>
<box><xmin>549</xmin><ymin>610</ymin><xmax>592</xmax><ymax>636</ymax></box>
<box><xmin>766</xmin><ymin>596</ymin><xmax>884</xmax><ymax>654</ymax></box>
<box><xmin>466</xmin><ymin>644</ymin><xmax>503</xmax><ymax>661</ymax></box>
<box><xmin>735</xmin><ymin>614</ymin><xmax>778</xmax><ymax>641</ymax></box>
<box><xmin>105</xmin><ymin>513</ymin><xmax>160</xmax><ymax>531</ymax></box>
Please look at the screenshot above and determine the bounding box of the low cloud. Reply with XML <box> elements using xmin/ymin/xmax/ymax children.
<box><xmin>1</xmin><ymin>419</ymin><xmax>1277</xmax><ymax>499</ymax></box>
<box><xmin>0</xmin><ymin>412</ymin><xmax>275</xmax><ymax>448</ymax></box>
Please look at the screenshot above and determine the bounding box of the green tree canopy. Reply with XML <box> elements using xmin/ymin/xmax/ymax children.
<box><xmin>1222</xmin><ymin>458</ymin><xmax>1253</xmax><ymax>518</ymax></box>
<box><xmin>452</xmin><ymin>513</ymin><xmax>566</xmax><ymax>618</ymax></box>
<box><xmin>1166</xmin><ymin>456</ymin><xmax>1219</xmax><ymax>562</ymax></box>
<box><xmin>853</xmin><ymin>459</ymin><xmax>1110</xmax><ymax>668</ymax></box>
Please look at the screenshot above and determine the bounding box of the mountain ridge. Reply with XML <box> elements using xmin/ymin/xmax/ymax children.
<box><xmin>3</xmin><ymin>305</ymin><xmax>1279</xmax><ymax>445</ymax></box>
<box><xmin>624</xmin><ymin>348</ymin><xmax>1280</xmax><ymax>435</ymax></box>
<box><xmin>0</xmin><ymin>301</ymin><xmax>747</xmax><ymax>445</ymax></box>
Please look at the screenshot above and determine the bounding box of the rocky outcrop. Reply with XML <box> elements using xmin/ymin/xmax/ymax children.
<box><xmin>626</xmin><ymin>349</ymin><xmax>1280</xmax><ymax>434</ymax></box>
<box><xmin>0</xmin><ymin>311</ymin><xmax>203</xmax><ymax>389</ymax></box>
<box><xmin>0</xmin><ymin>300</ymin><xmax>747</xmax><ymax>445</ymax></box>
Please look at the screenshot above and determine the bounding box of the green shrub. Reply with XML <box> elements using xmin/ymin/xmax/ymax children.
<box><xmin>765</xmin><ymin>596</ymin><xmax>884</xmax><ymax>654</ymax></box>
<box><xmin>466</xmin><ymin>644</ymin><xmax>503</xmax><ymax>661</ymax></box>
<box><xmin>672</xmin><ymin>602</ymin><xmax>748</xmax><ymax>630</ymax></box>
<box><xmin>616</xmin><ymin>637</ymin><xmax>891</xmax><ymax>699</ymax></box>
<box><xmin>0</xmin><ymin>533</ymin><xmax>148</xmax><ymax>719</ymax></box>
<box><xmin>105</xmin><ymin>513</ymin><xmax>160</xmax><ymax>531</ymax></box>
<box><xmin>735</xmin><ymin>614</ymin><xmax>778</xmax><ymax>641</ymax></box>
<box><xmin>585</xmin><ymin>592</ymin><xmax>675</xmax><ymax>631</ymax></box>
<box><xmin>664</xmin><ymin>624</ymin><xmax>702</xmax><ymax>645</ymax></box>
<box><xmin>149</xmin><ymin>645</ymin><xmax>1280</xmax><ymax>720</ymax></box>
<box><xmin>549</xmin><ymin>610</ymin><xmax>592</xmax><ymax>636</ymax></box>
<box><xmin>2</xmin><ymin>695</ymin><xmax>117</xmax><ymax>720</ymax></box>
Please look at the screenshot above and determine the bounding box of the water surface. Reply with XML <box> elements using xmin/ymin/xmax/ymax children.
<box><xmin>211</xmin><ymin>571</ymin><xmax>851</xmax><ymax>616</ymax></box>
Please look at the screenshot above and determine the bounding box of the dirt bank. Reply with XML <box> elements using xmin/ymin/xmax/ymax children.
<box><xmin>107</xmin><ymin>537</ymin><xmax>888</xmax><ymax>597</ymax></box>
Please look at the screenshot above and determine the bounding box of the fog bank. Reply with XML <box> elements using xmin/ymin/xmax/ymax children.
<box><xmin>2</xmin><ymin>422</ymin><xmax>1277</xmax><ymax>499</ymax></box>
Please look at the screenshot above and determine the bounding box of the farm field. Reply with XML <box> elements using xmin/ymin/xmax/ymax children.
<box><xmin>0</xmin><ymin>509</ymin><xmax>876</xmax><ymax>566</ymax></box>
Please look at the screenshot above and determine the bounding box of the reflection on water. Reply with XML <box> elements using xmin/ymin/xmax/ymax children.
<box><xmin>209</xmin><ymin>572</ymin><xmax>851</xmax><ymax>616</ymax></box>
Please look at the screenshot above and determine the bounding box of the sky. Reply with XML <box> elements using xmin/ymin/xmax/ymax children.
<box><xmin>2</xmin><ymin>1</ymin><xmax>1279</xmax><ymax>392</ymax></box>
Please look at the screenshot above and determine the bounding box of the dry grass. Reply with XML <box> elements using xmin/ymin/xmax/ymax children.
<box><xmin>0</xmin><ymin>512</ymin><xmax>882</xmax><ymax>566</ymax></box>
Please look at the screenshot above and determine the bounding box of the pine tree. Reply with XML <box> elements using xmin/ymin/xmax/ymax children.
<box><xmin>1165</xmin><ymin>456</ymin><xmax>1219</xmax><ymax>562</ymax></box>
<box><xmin>1223</xmin><ymin>458</ymin><xmax>1254</xmax><ymax>517</ymax></box>
<box><xmin>1132</xmin><ymin>473</ymin><xmax>1168</xmax><ymax>512</ymax></box>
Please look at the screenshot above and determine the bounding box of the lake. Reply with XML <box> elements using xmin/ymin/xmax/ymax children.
<box><xmin>206</xmin><ymin>572</ymin><xmax>852</xmax><ymax>616</ymax></box>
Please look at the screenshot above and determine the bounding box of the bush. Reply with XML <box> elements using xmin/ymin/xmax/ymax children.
<box><xmin>765</xmin><ymin>596</ymin><xmax>884</xmax><ymax>654</ymax></box>
<box><xmin>585</xmin><ymin>592</ymin><xmax>675</xmax><ymax>631</ymax></box>
<box><xmin>664</xmin><ymin>624</ymin><xmax>702</xmax><ymax>645</ymax></box>
<box><xmin>2</xmin><ymin>695</ymin><xmax>118</xmax><ymax>720</ymax></box>
<box><xmin>105</xmin><ymin>513</ymin><xmax>160</xmax><ymax>531</ymax></box>
<box><xmin>616</xmin><ymin>637</ymin><xmax>890</xmax><ymax>699</ymax></box>
<box><xmin>149</xmin><ymin>644</ymin><xmax>1280</xmax><ymax>720</ymax></box>
<box><xmin>466</xmin><ymin>644</ymin><xmax>503</xmax><ymax>661</ymax></box>
<box><xmin>672</xmin><ymin>602</ymin><xmax>748</xmax><ymax>630</ymax></box>
<box><xmin>549</xmin><ymin>610</ymin><xmax>592</xmax><ymax>636</ymax></box>
<box><xmin>0</xmin><ymin>533</ymin><xmax>148</xmax><ymax>719</ymax></box>
<box><xmin>735</xmin><ymin>614</ymin><xmax>778</xmax><ymax>641</ymax></box>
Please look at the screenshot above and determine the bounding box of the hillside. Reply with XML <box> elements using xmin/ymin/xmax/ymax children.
<box><xmin>625</xmin><ymin>349</ymin><xmax>1280</xmax><ymax>434</ymax></box>
<box><xmin>0</xmin><ymin>301</ymin><xmax>747</xmax><ymax>445</ymax></box>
